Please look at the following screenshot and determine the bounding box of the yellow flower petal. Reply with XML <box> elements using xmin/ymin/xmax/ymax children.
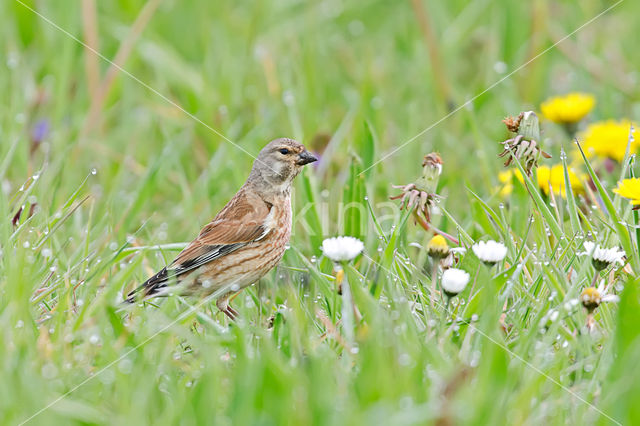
<box><xmin>537</xmin><ymin>164</ymin><xmax>585</xmax><ymax>198</ymax></box>
<box><xmin>540</xmin><ymin>93</ymin><xmax>595</xmax><ymax>124</ymax></box>
<box><xmin>614</xmin><ymin>178</ymin><xmax>640</xmax><ymax>205</ymax></box>
<box><xmin>580</xmin><ymin>119</ymin><xmax>640</xmax><ymax>162</ymax></box>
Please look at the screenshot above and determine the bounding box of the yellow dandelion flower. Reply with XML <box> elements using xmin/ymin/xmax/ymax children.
<box><xmin>498</xmin><ymin>169</ymin><xmax>524</xmax><ymax>197</ymax></box>
<box><xmin>498</xmin><ymin>170</ymin><xmax>514</xmax><ymax>196</ymax></box>
<box><xmin>426</xmin><ymin>235</ymin><xmax>449</xmax><ymax>259</ymax></box>
<box><xmin>500</xmin><ymin>166</ymin><xmax>583</xmax><ymax>199</ymax></box>
<box><xmin>580</xmin><ymin>120</ymin><xmax>640</xmax><ymax>162</ymax></box>
<box><xmin>540</xmin><ymin>93</ymin><xmax>595</xmax><ymax>124</ymax></box>
<box><xmin>536</xmin><ymin>164</ymin><xmax>585</xmax><ymax>198</ymax></box>
<box><xmin>613</xmin><ymin>178</ymin><xmax>640</xmax><ymax>205</ymax></box>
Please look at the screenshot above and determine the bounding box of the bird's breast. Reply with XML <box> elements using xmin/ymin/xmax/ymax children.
<box><xmin>269</xmin><ymin>194</ymin><xmax>292</xmax><ymax>245</ymax></box>
<box><xmin>193</xmin><ymin>194</ymin><xmax>292</xmax><ymax>293</ymax></box>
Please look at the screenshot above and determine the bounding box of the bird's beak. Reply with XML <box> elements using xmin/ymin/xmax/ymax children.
<box><xmin>297</xmin><ymin>150</ymin><xmax>318</xmax><ymax>166</ymax></box>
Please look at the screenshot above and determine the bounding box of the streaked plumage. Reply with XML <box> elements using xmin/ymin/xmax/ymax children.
<box><xmin>126</xmin><ymin>138</ymin><xmax>317</xmax><ymax>319</ymax></box>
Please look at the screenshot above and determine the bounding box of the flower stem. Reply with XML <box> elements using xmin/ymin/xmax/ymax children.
<box><xmin>339</xmin><ymin>262</ymin><xmax>356</xmax><ymax>349</ymax></box>
<box><xmin>431</xmin><ymin>260</ymin><xmax>439</xmax><ymax>307</ymax></box>
<box><xmin>413</xmin><ymin>210</ymin><xmax>459</xmax><ymax>244</ymax></box>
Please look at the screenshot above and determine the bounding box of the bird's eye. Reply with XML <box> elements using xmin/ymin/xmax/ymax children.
<box><xmin>278</xmin><ymin>148</ymin><xmax>290</xmax><ymax>155</ymax></box>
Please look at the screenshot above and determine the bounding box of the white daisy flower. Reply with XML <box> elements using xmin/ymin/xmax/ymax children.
<box><xmin>472</xmin><ymin>240</ymin><xmax>507</xmax><ymax>265</ymax></box>
<box><xmin>579</xmin><ymin>242</ymin><xmax>625</xmax><ymax>271</ymax></box>
<box><xmin>580</xmin><ymin>280</ymin><xmax>619</xmax><ymax>312</ymax></box>
<box><xmin>441</xmin><ymin>268</ymin><xmax>470</xmax><ymax>297</ymax></box>
<box><xmin>322</xmin><ymin>236</ymin><xmax>364</xmax><ymax>262</ymax></box>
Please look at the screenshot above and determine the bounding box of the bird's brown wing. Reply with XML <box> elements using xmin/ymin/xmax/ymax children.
<box><xmin>169</xmin><ymin>216</ymin><xmax>269</xmax><ymax>275</ymax></box>
<box><xmin>127</xmin><ymin>192</ymin><xmax>272</xmax><ymax>300</ymax></box>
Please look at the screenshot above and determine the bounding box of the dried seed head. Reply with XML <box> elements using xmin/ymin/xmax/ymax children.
<box><xmin>422</xmin><ymin>152</ymin><xmax>443</xmax><ymax>169</ymax></box>
<box><xmin>503</xmin><ymin>112</ymin><xmax>524</xmax><ymax>133</ymax></box>
<box><xmin>498</xmin><ymin>111</ymin><xmax>551</xmax><ymax>175</ymax></box>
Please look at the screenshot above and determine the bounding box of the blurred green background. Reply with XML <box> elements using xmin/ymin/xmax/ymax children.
<box><xmin>2</xmin><ymin>0</ymin><xmax>640</xmax><ymax>424</ymax></box>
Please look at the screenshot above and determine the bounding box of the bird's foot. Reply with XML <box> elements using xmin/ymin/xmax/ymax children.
<box><xmin>222</xmin><ymin>305</ymin><xmax>239</xmax><ymax>321</ymax></box>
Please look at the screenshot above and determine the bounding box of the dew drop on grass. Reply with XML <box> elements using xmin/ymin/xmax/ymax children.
<box><xmin>470</xmin><ymin>350</ymin><xmax>481</xmax><ymax>367</ymax></box>
<box><xmin>41</xmin><ymin>363</ymin><xmax>58</xmax><ymax>379</ymax></box>
<box><xmin>398</xmin><ymin>353</ymin><xmax>411</xmax><ymax>366</ymax></box>
<box><xmin>119</xmin><ymin>359</ymin><xmax>133</xmax><ymax>374</ymax></box>
<box><xmin>22</xmin><ymin>241</ymin><xmax>30</xmax><ymax>248</ymax></box>
<box><xmin>282</xmin><ymin>90</ymin><xmax>295</xmax><ymax>105</ymax></box>
<box><xmin>91</xmin><ymin>168</ymin><xmax>97</xmax><ymax>175</ymax></box>
<box><xmin>100</xmin><ymin>370</ymin><xmax>115</xmax><ymax>385</ymax></box>
<box><xmin>493</xmin><ymin>61</ymin><xmax>507</xmax><ymax>74</ymax></box>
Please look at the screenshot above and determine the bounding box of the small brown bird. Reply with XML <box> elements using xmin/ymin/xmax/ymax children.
<box><xmin>126</xmin><ymin>138</ymin><xmax>317</xmax><ymax>319</ymax></box>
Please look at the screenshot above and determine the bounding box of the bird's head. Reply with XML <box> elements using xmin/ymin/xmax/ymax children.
<box><xmin>250</xmin><ymin>138</ymin><xmax>317</xmax><ymax>192</ymax></box>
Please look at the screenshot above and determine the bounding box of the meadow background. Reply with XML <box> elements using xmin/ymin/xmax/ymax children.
<box><xmin>2</xmin><ymin>0</ymin><xmax>640</xmax><ymax>424</ymax></box>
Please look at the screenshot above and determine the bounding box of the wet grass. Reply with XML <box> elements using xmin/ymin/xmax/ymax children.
<box><xmin>2</xmin><ymin>0</ymin><xmax>640</xmax><ymax>424</ymax></box>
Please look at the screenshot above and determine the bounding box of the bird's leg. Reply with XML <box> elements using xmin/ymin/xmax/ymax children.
<box><xmin>216</xmin><ymin>294</ymin><xmax>239</xmax><ymax>321</ymax></box>
<box><xmin>225</xmin><ymin>306</ymin><xmax>239</xmax><ymax>320</ymax></box>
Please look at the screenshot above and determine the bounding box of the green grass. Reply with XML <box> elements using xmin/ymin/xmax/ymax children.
<box><xmin>2</xmin><ymin>0</ymin><xmax>640</xmax><ymax>424</ymax></box>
